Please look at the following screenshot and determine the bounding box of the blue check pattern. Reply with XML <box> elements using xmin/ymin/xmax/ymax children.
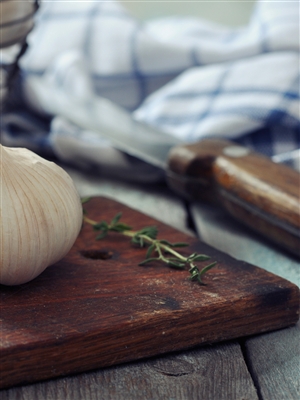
<box><xmin>1</xmin><ymin>0</ymin><xmax>300</xmax><ymax>175</ymax></box>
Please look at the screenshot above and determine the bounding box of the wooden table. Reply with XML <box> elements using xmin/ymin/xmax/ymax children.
<box><xmin>1</xmin><ymin>167</ymin><xmax>299</xmax><ymax>400</ymax></box>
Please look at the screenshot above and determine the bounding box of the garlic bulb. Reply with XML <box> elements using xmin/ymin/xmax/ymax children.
<box><xmin>0</xmin><ymin>144</ymin><xmax>83</xmax><ymax>285</ymax></box>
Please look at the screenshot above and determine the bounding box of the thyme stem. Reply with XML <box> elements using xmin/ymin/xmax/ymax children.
<box><xmin>82</xmin><ymin>211</ymin><xmax>216</xmax><ymax>284</ymax></box>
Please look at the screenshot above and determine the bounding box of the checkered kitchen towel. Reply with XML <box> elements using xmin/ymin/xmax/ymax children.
<box><xmin>1</xmin><ymin>0</ymin><xmax>299</xmax><ymax>179</ymax></box>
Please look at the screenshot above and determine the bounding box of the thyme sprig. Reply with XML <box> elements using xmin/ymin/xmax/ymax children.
<box><xmin>83</xmin><ymin>206</ymin><xmax>216</xmax><ymax>284</ymax></box>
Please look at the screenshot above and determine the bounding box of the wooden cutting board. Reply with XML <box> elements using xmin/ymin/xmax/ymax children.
<box><xmin>0</xmin><ymin>197</ymin><xmax>299</xmax><ymax>389</ymax></box>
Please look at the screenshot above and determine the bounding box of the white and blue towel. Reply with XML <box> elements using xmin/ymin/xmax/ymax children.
<box><xmin>1</xmin><ymin>0</ymin><xmax>299</xmax><ymax>179</ymax></box>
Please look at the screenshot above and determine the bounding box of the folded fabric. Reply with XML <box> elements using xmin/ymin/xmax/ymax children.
<box><xmin>1</xmin><ymin>0</ymin><xmax>299</xmax><ymax>178</ymax></box>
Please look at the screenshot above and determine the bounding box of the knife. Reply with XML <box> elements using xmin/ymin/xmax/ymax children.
<box><xmin>30</xmin><ymin>71</ymin><xmax>300</xmax><ymax>257</ymax></box>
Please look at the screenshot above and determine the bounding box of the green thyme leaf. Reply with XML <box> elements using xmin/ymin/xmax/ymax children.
<box><xmin>190</xmin><ymin>254</ymin><xmax>211</xmax><ymax>262</ymax></box>
<box><xmin>110</xmin><ymin>212</ymin><xmax>122</xmax><ymax>226</ymax></box>
<box><xmin>166</xmin><ymin>260</ymin><xmax>185</xmax><ymax>269</ymax></box>
<box><xmin>145</xmin><ymin>244</ymin><xmax>156</xmax><ymax>259</ymax></box>
<box><xmin>83</xmin><ymin>211</ymin><xmax>216</xmax><ymax>285</ymax></box>
<box><xmin>96</xmin><ymin>232</ymin><xmax>108</xmax><ymax>240</ymax></box>
<box><xmin>172</xmin><ymin>242</ymin><xmax>189</xmax><ymax>248</ymax></box>
<box><xmin>139</xmin><ymin>257</ymin><xmax>160</xmax><ymax>266</ymax></box>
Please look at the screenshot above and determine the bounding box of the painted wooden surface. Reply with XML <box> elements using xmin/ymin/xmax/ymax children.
<box><xmin>1</xmin><ymin>167</ymin><xmax>299</xmax><ymax>399</ymax></box>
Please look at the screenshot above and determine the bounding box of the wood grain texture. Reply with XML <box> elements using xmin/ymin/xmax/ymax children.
<box><xmin>0</xmin><ymin>342</ymin><xmax>259</xmax><ymax>400</ymax></box>
<box><xmin>0</xmin><ymin>197</ymin><xmax>299</xmax><ymax>389</ymax></box>
<box><xmin>244</xmin><ymin>322</ymin><xmax>300</xmax><ymax>400</ymax></box>
<box><xmin>191</xmin><ymin>201</ymin><xmax>300</xmax><ymax>400</ymax></box>
<box><xmin>167</xmin><ymin>139</ymin><xmax>300</xmax><ymax>256</ymax></box>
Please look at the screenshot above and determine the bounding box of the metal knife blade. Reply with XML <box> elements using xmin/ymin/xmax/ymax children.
<box><xmin>30</xmin><ymin>75</ymin><xmax>300</xmax><ymax>257</ymax></box>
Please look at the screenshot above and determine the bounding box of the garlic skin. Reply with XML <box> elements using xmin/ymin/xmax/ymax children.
<box><xmin>0</xmin><ymin>145</ymin><xmax>83</xmax><ymax>285</ymax></box>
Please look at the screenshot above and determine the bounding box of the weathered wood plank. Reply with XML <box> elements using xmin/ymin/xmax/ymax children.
<box><xmin>244</xmin><ymin>322</ymin><xmax>300</xmax><ymax>400</ymax></box>
<box><xmin>191</xmin><ymin>201</ymin><xmax>300</xmax><ymax>400</ymax></box>
<box><xmin>0</xmin><ymin>342</ymin><xmax>258</xmax><ymax>400</ymax></box>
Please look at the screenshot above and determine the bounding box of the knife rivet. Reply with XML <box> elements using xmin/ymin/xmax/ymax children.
<box><xmin>223</xmin><ymin>145</ymin><xmax>250</xmax><ymax>158</ymax></box>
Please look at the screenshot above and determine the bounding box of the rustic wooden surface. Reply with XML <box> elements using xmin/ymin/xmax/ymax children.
<box><xmin>2</xmin><ymin>196</ymin><xmax>298</xmax><ymax>389</ymax></box>
<box><xmin>1</xmin><ymin>167</ymin><xmax>299</xmax><ymax>399</ymax></box>
<box><xmin>191</xmin><ymin>202</ymin><xmax>300</xmax><ymax>400</ymax></box>
<box><xmin>0</xmin><ymin>342</ymin><xmax>259</xmax><ymax>400</ymax></box>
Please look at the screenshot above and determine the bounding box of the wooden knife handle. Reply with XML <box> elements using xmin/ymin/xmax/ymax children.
<box><xmin>166</xmin><ymin>139</ymin><xmax>300</xmax><ymax>256</ymax></box>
